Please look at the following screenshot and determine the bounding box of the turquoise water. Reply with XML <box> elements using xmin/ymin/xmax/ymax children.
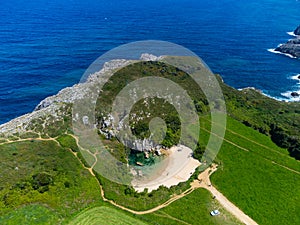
<box><xmin>128</xmin><ymin>150</ymin><xmax>156</xmax><ymax>166</ymax></box>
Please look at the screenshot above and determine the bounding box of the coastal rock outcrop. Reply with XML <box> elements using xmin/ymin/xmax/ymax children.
<box><xmin>0</xmin><ymin>54</ymin><xmax>161</xmax><ymax>136</ymax></box>
<box><xmin>34</xmin><ymin>54</ymin><xmax>159</xmax><ymax>111</ymax></box>
<box><xmin>273</xmin><ymin>25</ymin><xmax>300</xmax><ymax>58</ymax></box>
<box><xmin>275</xmin><ymin>38</ymin><xmax>300</xmax><ymax>58</ymax></box>
<box><xmin>294</xmin><ymin>25</ymin><xmax>300</xmax><ymax>35</ymax></box>
<box><xmin>34</xmin><ymin>60</ymin><xmax>134</xmax><ymax>111</ymax></box>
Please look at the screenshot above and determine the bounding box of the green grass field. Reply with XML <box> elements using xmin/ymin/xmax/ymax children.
<box><xmin>0</xmin><ymin>204</ymin><xmax>59</xmax><ymax>225</ymax></box>
<box><xmin>204</xmin><ymin>116</ymin><xmax>300</xmax><ymax>225</ymax></box>
<box><xmin>0</xmin><ymin>140</ymin><xmax>102</xmax><ymax>223</ymax></box>
<box><xmin>138</xmin><ymin>188</ymin><xmax>242</xmax><ymax>225</ymax></box>
<box><xmin>68</xmin><ymin>206</ymin><xmax>147</xmax><ymax>225</ymax></box>
<box><xmin>1</xmin><ymin>115</ymin><xmax>298</xmax><ymax>225</ymax></box>
<box><xmin>1</xmin><ymin>60</ymin><xmax>299</xmax><ymax>224</ymax></box>
<box><xmin>66</xmin><ymin>189</ymin><xmax>242</xmax><ymax>225</ymax></box>
<box><xmin>2</xmin><ymin>116</ymin><xmax>298</xmax><ymax>225</ymax></box>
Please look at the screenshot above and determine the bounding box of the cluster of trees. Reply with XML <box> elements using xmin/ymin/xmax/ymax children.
<box><xmin>96</xmin><ymin>61</ymin><xmax>300</xmax><ymax>161</ymax></box>
<box><xmin>222</xmin><ymin>81</ymin><xmax>300</xmax><ymax>160</ymax></box>
<box><xmin>31</xmin><ymin>172</ymin><xmax>53</xmax><ymax>193</ymax></box>
<box><xmin>270</xmin><ymin>124</ymin><xmax>300</xmax><ymax>159</ymax></box>
<box><xmin>130</xmin><ymin>97</ymin><xmax>181</xmax><ymax>148</ymax></box>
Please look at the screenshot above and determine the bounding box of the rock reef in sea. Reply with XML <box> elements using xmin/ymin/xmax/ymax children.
<box><xmin>275</xmin><ymin>38</ymin><xmax>300</xmax><ymax>58</ymax></box>
<box><xmin>273</xmin><ymin>25</ymin><xmax>300</xmax><ymax>58</ymax></box>
<box><xmin>294</xmin><ymin>25</ymin><xmax>300</xmax><ymax>35</ymax></box>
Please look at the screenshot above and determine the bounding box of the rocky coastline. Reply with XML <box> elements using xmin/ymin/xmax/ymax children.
<box><xmin>275</xmin><ymin>38</ymin><xmax>300</xmax><ymax>58</ymax></box>
<box><xmin>0</xmin><ymin>52</ymin><xmax>298</xmax><ymax>139</ymax></box>
<box><xmin>0</xmin><ymin>54</ymin><xmax>160</xmax><ymax>137</ymax></box>
<box><xmin>274</xmin><ymin>25</ymin><xmax>300</xmax><ymax>58</ymax></box>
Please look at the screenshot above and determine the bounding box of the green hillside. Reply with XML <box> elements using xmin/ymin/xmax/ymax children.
<box><xmin>68</xmin><ymin>206</ymin><xmax>147</xmax><ymax>225</ymax></box>
<box><xmin>0</xmin><ymin>59</ymin><xmax>299</xmax><ymax>224</ymax></box>
<box><xmin>138</xmin><ymin>188</ymin><xmax>243</xmax><ymax>225</ymax></box>
<box><xmin>208</xmin><ymin>117</ymin><xmax>300</xmax><ymax>225</ymax></box>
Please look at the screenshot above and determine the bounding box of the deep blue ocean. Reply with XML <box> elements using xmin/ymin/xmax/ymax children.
<box><xmin>1</xmin><ymin>0</ymin><xmax>300</xmax><ymax>125</ymax></box>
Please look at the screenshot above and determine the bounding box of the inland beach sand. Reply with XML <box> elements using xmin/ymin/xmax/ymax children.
<box><xmin>132</xmin><ymin>145</ymin><xmax>201</xmax><ymax>192</ymax></box>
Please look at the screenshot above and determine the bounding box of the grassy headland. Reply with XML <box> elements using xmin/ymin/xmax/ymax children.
<box><xmin>0</xmin><ymin>59</ymin><xmax>299</xmax><ymax>224</ymax></box>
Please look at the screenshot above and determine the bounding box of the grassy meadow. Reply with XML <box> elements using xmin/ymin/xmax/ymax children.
<box><xmin>0</xmin><ymin>139</ymin><xmax>102</xmax><ymax>224</ymax></box>
<box><xmin>202</xmin><ymin>116</ymin><xmax>300</xmax><ymax>225</ymax></box>
<box><xmin>68</xmin><ymin>206</ymin><xmax>147</xmax><ymax>225</ymax></box>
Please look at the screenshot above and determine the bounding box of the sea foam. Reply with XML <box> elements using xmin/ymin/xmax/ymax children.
<box><xmin>290</xmin><ymin>74</ymin><xmax>300</xmax><ymax>82</ymax></box>
<box><xmin>267</xmin><ymin>48</ymin><xmax>297</xmax><ymax>59</ymax></box>
<box><xmin>287</xmin><ymin>31</ymin><xmax>299</xmax><ymax>37</ymax></box>
<box><xmin>281</xmin><ymin>90</ymin><xmax>300</xmax><ymax>102</ymax></box>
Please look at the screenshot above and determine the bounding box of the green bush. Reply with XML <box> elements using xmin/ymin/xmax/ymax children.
<box><xmin>57</xmin><ymin>134</ymin><xmax>79</xmax><ymax>152</ymax></box>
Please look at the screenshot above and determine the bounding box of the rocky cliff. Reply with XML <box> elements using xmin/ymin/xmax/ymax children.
<box><xmin>0</xmin><ymin>54</ymin><xmax>159</xmax><ymax>137</ymax></box>
<box><xmin>274</xmin><ymin>25</ymin><xmax>300</xmax><ymax>58</ymax></box>
<box><xmin>275</xmin><ymin>38</ymin><xmax>300</xmax><ymax>58</ymax></box>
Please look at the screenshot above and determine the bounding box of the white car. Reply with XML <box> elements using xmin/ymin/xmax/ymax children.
<box><xmin>210</xmin><ymin>210</ymin><xmax>220</xmax><ymax>216</ymax></box>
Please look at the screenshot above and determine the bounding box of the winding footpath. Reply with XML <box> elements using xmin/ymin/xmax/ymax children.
<box><xmin>4</xmin><ymin>129</ymin><xmax>299</xmax><ymax>224</ymax></box>
<box><xmin>0</xmin><ymin>133</ymin><xmax>262</xmax><ymax>224</ymax></box>
<box><xmin>68</xmin><ymin>134</ymin><xmax>258</xmax><ymax>223</ymax></box>
<box><xmin>191</xmin><ymin>165</ymin><xmax>258</xmax><ymax>225</ymax></box>
<box><xmin>99</xmin><ymin>163</ymin><xmax>259</xmax><ymax>225</ymax></box>
<box><xmin>68</xmin><ymin>131</ymin><xmax>265</xmax><ymax>224</ymax></box>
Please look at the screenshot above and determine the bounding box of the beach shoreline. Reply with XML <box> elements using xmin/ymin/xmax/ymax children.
<box><xmin>132</xmin><ymin>145</ymin><xmax>200</xmax><ymax>192</ymax></box>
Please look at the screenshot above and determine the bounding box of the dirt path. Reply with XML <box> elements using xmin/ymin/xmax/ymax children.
<box><xmin>15</xmin><ymin>133</ymin><xmax>259</xmax><ymax>224</ymax></box>
<box><xmin>0</xmin><ymin>135</ymin><xmax>58</xmax><ymax>146</ymax></box>
<box><xmin>191</xmin><ymin>165</ymin><xmax>258</xmax><ymax>225</ymax></box>
<box><xmin>3</xmin><ymin>131</ymin><xmax>295</xmax><ymax>224</ymax></box>
<box><xmin>97</xmin><ymin>162</ymin><xmax>258</xmax><ymax>225</ymax></box>
<box><xmin>99</xmin><ymin>184</ymin><xmax>196</xmax><ymax>215</ymax></box>
<box><xmin>1</xmin><ymin>133</ymin><xmax>258</xmax><ymax>224</ymax></box>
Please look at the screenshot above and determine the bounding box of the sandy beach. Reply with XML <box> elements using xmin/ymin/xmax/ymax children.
<box><xmin>132</xmin><ymin>145</ymin><xmax>200</xmax><ymax>192</ymax></box>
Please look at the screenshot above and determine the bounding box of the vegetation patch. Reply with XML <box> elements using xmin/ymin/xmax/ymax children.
<box><xmin>0</xmin><ymin>140</ymin><xmax>102</xmax><ymax>220</ymax></box>
<box><xmin>57</xmin><ymin>134</ymin><xmax>79</xmax><ymax>152</ymax></box>
<box><xmin>68</xmin><ymin>206</ymin><xmax>147</xmax><ymax>225</ymax></box>
<box><xmin>96</xmin><ymin>173</ymin><xmax>190</xmax><ymax>211</ymax></box>
<box><xmin>0</xmin><ymin>204</ymin><xmax>60</xmax><ymax>225</ymax></box>
<box><xmin>207</xmin><ymin>117</ymin><xmax>300</xmax><ymax>225</ymax></box>
<box><xmin>1</xmin><ymin>60</ymin><xmax>299</xmax><ymax>224</ymax></box>
<box><xmin>222</xmin><ymin>83</ymin><xmax>300</xmax><ymax>160</ymax></box>
<box><xmin>137</xmin><ymin>188</ymin><xmax>242</xmax><ymax>225</ymax></box>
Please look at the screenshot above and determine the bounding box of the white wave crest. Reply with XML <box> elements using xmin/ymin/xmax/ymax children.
<box><xmin>267</xmin><ymin>48</ymin><xmax>297</xmax><ymax>59</ymax></box>
<box><xmin>287</xmin><ymin>31</ymin><xmax>298</xmax><ymax>37</ymax></box>
<box><xmin>290</xmin><ymin>74</ymin><xmax>300</xmax><ymax>82</ymax></box>
<box><xmin>281</xmin><ymin>90</ymin><xmax>300</xmax><ymax>102</ymax></box>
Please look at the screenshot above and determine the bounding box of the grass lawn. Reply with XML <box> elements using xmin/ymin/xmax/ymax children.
<box><xmin>0</xmin><ymin>204</ymin><xmax>59</xmax><ymax>225</ymax></box>
<box><xmin>205</xmin><ymin>117</ymin><xmax>300</xmax><ymax>225</ymax></box>
<box><xmin>138</xmin><ymin>188</ymin><xmax>243</xmax><ymax>225</ymax></box>
<box><xmin>67</xmin><ymin>206</ymin><xmax>147</xmax><ymax>225</ymax></box>
<box><xmin>0</xmin><ymin>140</ymin><xmax>102</xmax><ymax>222</ymax></box>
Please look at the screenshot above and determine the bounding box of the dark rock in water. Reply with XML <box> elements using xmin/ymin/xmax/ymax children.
<box><xmin>298</xmin><ymin>75</ymin><xmax>300</xmax><ymax>80</ymax></box>
<box><xmin>275</xmin><ymin>38</ymin><xmax>300</xmax><ymax>58</ymax></box>
<box><xmin>291</xmin><ymin>92</ymin><xmax>299</xmax><ymax>97</ymax></box>
<box><xmin>294</xmin><ymin>25</ymin><xmax>300</xmax><ymax>35</ymax></box>
<box><xmin>274</xmin><ymin>26</ymin><xmax>300</xmax><ymax>58</ymax></box>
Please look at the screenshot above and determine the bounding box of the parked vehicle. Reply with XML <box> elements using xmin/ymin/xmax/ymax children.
<box><xmin>210</xmin><ymin>210</ymin><xmax>220</xmax><ymax>216</ymax></box>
